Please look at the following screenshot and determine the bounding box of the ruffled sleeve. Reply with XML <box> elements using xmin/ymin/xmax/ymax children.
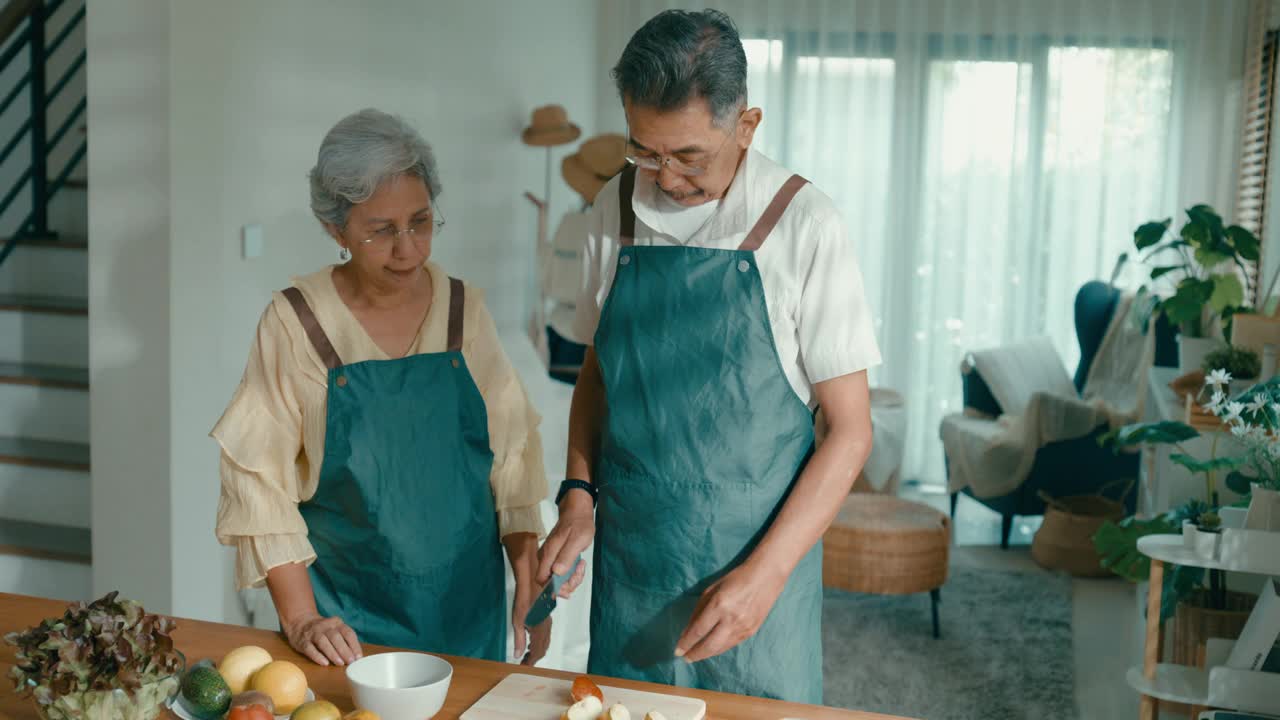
<box><xmin>212</xmin><ymin>301</ymin><xmax>316</xmax><ymax>589</ymax></box>
<box><xmin>462</xmin><ymin>288</ymin><xmax>549</xmax><ymax>539</ymax></box>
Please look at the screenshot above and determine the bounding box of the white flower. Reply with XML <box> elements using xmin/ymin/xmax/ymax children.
<box><xmin>1206</xmin><ymin>390</ymin><xmax>1227</xmax><ymax>413</ymax></box>
<box><xmin>1248</xmin><ymin>395</ymin><xmax>1270</xmax><ymax>414</ymax></box>
<box><xmin>1206</xmin><ymin>368</ymin><xmax>1233</xmax><ymax>388</ymax></box>
<box><xmin>1223</xmin><ymin>401</ymin><xmax>1246</xmax><ymax>424</ymax></box>
<box><xmin>1233</xmin><ymin>424</ymin><xmax>1251</xmax><ymax>438</ymax></box>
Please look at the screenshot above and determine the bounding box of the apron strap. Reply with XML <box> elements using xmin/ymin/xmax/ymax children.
<box><xmin>739</xmin><ymin>174</ymin><xmax>809</xmax><ymax>252</ymax></box>
<box><xmin>282</xmin><ymin>286</ymin><xmax>343</xmax><ymax>370</ymax></box>
<box><xmin>618</xmin><ymin>165</ymin><xmax>637</xmax><ymax>247</ymax></box>
<box><xmin>447</xmin><ymin>276</ymin><xmax>465</xmax><ymax>352</ymax></box>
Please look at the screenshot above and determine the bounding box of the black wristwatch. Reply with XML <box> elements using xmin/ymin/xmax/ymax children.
<box><xmin>556</xmin><ymin>478</ymin><xmax>598</xmax><ymax>507</ymax></box>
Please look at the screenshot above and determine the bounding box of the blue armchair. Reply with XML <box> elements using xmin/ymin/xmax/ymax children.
<box><xmin>945</xmin><ymin>280</ymin><xmax>1176</xmax><ymax>548</ymax></box>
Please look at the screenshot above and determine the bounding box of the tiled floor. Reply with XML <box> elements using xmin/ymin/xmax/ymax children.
<box><xmin>907</xmin><ymin>484</ymin><xmax>1143</xmax><ymax>720</ymax></box>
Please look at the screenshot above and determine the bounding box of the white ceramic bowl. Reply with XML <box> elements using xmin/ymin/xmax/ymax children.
<box><xmin>345</xmin><ymin>651</ymin><xmax>453</xmax><ymax>720</ymax></box>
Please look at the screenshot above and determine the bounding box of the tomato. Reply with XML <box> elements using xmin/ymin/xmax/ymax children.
<box><xmin>227</xmin><ymin>704</ymin><xmax>274</xmax><ymax>720</ymax></box>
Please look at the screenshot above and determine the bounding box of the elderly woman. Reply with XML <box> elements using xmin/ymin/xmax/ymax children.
<box><xmin>212</xmin><ymin>109</ymin><xmax>550</xmax><ymax>667</ymax></box>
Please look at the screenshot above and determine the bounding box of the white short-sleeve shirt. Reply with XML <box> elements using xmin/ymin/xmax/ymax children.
<box><xmin>574</xmin><ymin>149</ymin><xmax>882</xmax><ymax>408</ymax></box>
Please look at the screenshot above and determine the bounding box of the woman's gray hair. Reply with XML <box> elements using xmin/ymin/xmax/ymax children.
<box><xmin>309</xmin><ymin>108</ymin><xmax>442</xmax><ymax>229</ymax></box>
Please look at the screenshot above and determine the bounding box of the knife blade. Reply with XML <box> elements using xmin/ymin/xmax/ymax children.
<box><xmin>523</xmin><ymin>556</ymin><xmax>581</xmax><ymax>628</ymax></box>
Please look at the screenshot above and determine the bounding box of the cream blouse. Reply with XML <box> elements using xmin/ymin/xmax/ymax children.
<box><xmin>212</xmin><ymin>262</ymin><xmax>548</xmax><ymax>590</ymax></box>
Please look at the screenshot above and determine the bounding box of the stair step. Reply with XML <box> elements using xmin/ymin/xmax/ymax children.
<box><xmin>0</xmin><ymin>362</ymin><xmax>88</xmax><ymax>389</ymax></box>
<box><xmin>12</xmin><ymin>234</ymin><xmax>87</xmax><ymax>250</ymax></box>
<box><xmin>0</xmin><ymin>293</ymin><xmax>87</xmax><ymax>316</ymax></box>
<box><xmin>0</xmin><ymin>519</ymin><xmax>90</xmax><ymax>565</ymax></box>
<box><xmin>0</xmin><ymin>436</ymin><xmax>89</xmax><ymax>471</ymax></box>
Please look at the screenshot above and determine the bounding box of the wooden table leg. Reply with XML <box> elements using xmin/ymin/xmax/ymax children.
<box><xmin>1139</xmin><ymin>558</ymin><xmax>1165</xmax><ymax>720</ymax></box>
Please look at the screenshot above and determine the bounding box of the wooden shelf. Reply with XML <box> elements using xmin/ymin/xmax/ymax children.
<box><xmin>1138</xmin><ymin>533</ymin><xmax>1280</xmax><ymax>576</ymax></box>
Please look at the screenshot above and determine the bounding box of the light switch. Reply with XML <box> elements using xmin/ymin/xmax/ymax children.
<box><xmin>242</xmin><ymin>224</ymin><xmax>264</xmax><ymax>259</ymax></box>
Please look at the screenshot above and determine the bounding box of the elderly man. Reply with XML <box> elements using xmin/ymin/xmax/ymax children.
<box><xmin>538</xmin><ymin>8</ymin><xmax>880</xmax><ymax>702</ymax></box>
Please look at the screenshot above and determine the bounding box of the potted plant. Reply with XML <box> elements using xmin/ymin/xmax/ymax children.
<box><xmin>1134</xmin><ymin>204</ymin><xmax>1260</xmax><ymax>373</ymax></box>
<box><xmin>1210</xmin><ymin>375</ymin><xmax>1280</xmax><ymax>531</ymax></box>
<box><xmin>1095</xmin><ymin>372</ymin><xmax>1280</xmax><ymax>665</ymax></box>
<box><xmin>1202</xmin><ymin>345</ymin><xmax>1261</xmax><ymax>397</ymax></box>
<box><xmin>4</xmin><ymin>591</ymin><xmax>185</xmax><ymax>720</ymax></box>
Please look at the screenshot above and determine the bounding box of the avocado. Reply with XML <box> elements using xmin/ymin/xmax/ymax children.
<box><xmin>180</xmin><ymin>662</ymin><xmax>233</xmax><ymax>719</ymax></box>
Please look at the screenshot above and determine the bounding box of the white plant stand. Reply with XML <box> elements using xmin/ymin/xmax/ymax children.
<box><xmin>1130</xmin><ymin>532</ymin><xmax>1280</xmax><ymax>719</ymax></box>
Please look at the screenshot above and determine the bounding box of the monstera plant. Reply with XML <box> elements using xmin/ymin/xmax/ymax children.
<box><xmin>1135</xmin><ymin>204</ymin><xmax>1259</xmax><ymax>340</ymax></box>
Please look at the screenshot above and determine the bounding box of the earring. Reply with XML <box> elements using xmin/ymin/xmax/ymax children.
<box><xmin>339</xmin><ymin>246</ymin><xmax>350</xmax><ymax>261</ymax></box>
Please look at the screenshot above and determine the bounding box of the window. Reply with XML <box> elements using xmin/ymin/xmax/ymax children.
<box><xmin>744</xmin><ymin>34</ymin><xmax>1175</xmax><ymax>486</ymax></box>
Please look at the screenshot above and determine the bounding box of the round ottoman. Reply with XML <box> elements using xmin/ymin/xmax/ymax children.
<box><xmin>823</xmin><ymin>494</ymin><xmax>951</xmax><ymax>637</ymax></box>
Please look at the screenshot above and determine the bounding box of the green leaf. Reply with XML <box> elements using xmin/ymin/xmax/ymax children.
<box><xmin>1195</xmin><ymin>244</ymin><xmax>1232</xmax><ymax>269</ymax></box>
<box><xmin>1093</xmin><ymin>515</ymin><xmax>1179</xmax><ymax>582</ymax></box>
<box><xmin>1187</xmin><ymin>204</ymin><xmax>1225</xmax><ymax>238</ymax></box>
<box><xmin>1170</xmin><ymin>453</ymin><xmax>1245</xmax><ymax>474</ymax></box>
<box><xmin>1162</xmin><ymin>565</ymin><xmax>1206</xmax><ymax>622</ymax></box>
<box><xmin>1162</xmin><ymin>278</ymin><xmax>1215</xmax><ymax>326</ymax></box>
<box><xmin>1135</xmin><ymin>219</ymin><xmax>1171</xmax><ymax>250</ymax></box>
<box><xmin>1226</xmin><ymin>225</ymin><xmax>1261</xmax><ymax>261</ymax></box>
<box><xmin>1150</xmin><ymin>265</ymin><xmax>1182</xmax><ymax>281</ymax></box>
<box><xmin>1108</xmin><ymin>420</ymin><xmax>1200</xmax><ymax>448</ymax></box>
<box><xmin>1182</xmin><ymin>219</ymin><xmax>1210</xmax><ymax>248</ymax></box>
<box><xmin>1226</xmin><ymin>471</ymin><xmax>1256</xmax><ymax>495</ymax></box>
<box><xmin>1208</xmin><ymin>273</ymin><xmax>1245</xmax><ymax>313</ymax></box>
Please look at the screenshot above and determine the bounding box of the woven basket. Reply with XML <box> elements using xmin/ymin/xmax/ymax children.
<box><xmin>822</xmin><ymin>495</ymin><xmax>949</xmax><ymax>595</ymax></box>
<box><xmin>1030</xmin><ymin>489</ymin><xmax>1126</xmax><ymax>577</ymax></box>
<box><xmin>1172</xmin><ymin>588</ymin><xmax>1258</xmax><ymax>666</ymax></box>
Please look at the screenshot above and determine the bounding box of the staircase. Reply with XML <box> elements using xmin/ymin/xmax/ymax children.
<box><xmin>0</xmin><ymin>0</ymin><xmax>89</xmax><ymax>600</ymax></box>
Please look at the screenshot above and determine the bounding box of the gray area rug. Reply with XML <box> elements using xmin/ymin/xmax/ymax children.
<box><xmin>823</xmin><ymin>564</ymin><xmax>1076</xmax><ymax>720</ymax></box>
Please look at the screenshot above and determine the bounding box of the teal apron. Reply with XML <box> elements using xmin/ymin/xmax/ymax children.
<box><xmin>589</xmin><ymin>168</ymin><xmax>823</xmax><ymax>702</ymax></box>
<box><xmin>283</xmin><ymin>277</ymin><xmax>506</xmax><ymax>660</ymax></box>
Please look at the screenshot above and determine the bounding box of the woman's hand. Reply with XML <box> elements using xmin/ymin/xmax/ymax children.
<box><xmin>511</xmin><ymin>574</ymin><xmax>552</xmax><ymax>666</ymax></box>
<box><xmin>504</xmin><ymin>532</ymin><xmax>551</xmax><ymax>665</ymax></box>
<box><xmin>280</xmin><ymin>611</ymin><xmax>361</xmax><ymax>667</ymax></box>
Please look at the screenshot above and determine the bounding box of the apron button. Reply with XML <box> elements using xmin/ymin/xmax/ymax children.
<box><xmin>619</xmin><ymin>255</ymin><xmax>631</xmax><ymax>266</ymax></box>
<box><xmin>737</xmin><ymin>259</ymin><xmax>750</xmax><ymax>272</ymax></box>
<box><xmin>336</xmin><ymin>375</ymin><xmax>347</xmax><ymax>387</ymax></box>
<box><xmin>451</xmin><ymin>358</ymin><xmax>460</xmax><ymax>368</ymax></box>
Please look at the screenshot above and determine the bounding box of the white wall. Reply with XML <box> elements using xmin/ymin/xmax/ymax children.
<box><xmin>89</xmin><ymin>0</ymin><xmax>599</xmax><ymax>624</ymax></box>
<box><xmin>86</xmin><ymin>0</ymin><xmax>173</xmax><ymax>613</ymax></box>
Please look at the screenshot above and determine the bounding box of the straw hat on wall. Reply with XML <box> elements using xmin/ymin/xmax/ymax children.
<box><xmin>521</xmin><ymin>104</ymin><xmax>581</xmax><ymax>147</ymax></box>
<box><xmin>561</xmin><ymin>133</ymin><xmax>627</xmax><ymax>205</ymax></box>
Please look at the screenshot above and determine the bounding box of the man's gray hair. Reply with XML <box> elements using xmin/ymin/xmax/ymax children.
<box><xmin>611</xmin><ymin>8</ymin><xmax>747</xmax><ymax>127</ymax></box>
<box><xmin>309</xmin><ymin>108</ymin><xmax>442</xmax><ymax>229</ymax></box>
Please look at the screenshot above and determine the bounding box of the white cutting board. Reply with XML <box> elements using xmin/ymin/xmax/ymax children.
<box><xmin>461</xmin><ymin>673</ymin><xmax>707</xmax><ymax>720</ymax></box>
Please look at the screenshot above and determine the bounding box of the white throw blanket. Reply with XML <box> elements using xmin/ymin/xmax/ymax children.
<box><xmin>941</xmin><ymin>293</ymin><xmax>1152</xmax><ymax>499</ymax></box>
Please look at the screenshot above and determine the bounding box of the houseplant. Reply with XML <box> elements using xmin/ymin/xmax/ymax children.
<box><xmin>1202</xmin><ymin>345</ymin><xmax>1261</xmax><ymax>398</ymax></box>
<box><xmin>1134</xmin><ymin>204</ymin><xmax>1259</xmax><ymax>373</ymax></box>
<box><xmin>4</xmin><ymin>591</ymin><xmax>185</xmax><ymax>720</ymax></box>
<box><xmin>1095</xmin><ymin>371</ymin><xmax>1280</xmax><ymax>664</ymax></box>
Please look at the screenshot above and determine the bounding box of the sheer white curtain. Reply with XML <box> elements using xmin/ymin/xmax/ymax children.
<box><xmin>597</xmin><ymin>0</ymin><xmax>1250</xmax><ymax>487</ymax></box>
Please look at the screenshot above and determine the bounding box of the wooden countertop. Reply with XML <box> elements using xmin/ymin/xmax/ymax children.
<box><xmin>0</xmin><ymin>593</ymin><xmax>914</xmax><ymax>720</ymax></box>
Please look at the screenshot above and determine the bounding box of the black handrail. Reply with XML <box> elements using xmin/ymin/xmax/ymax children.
<box><xmin>45</xmin><ymin>4</ymin><xmax>81</xmax><ymax>58</ymax></box>
<box><xmin>46</xmin><ymin>47</ymin><xmax>81</xmax><ymax>105</ymax></box>
<box><xmin>0</xmin><ymin>0</ymin><xmax>86</xmax><ymax>268</ymax></box>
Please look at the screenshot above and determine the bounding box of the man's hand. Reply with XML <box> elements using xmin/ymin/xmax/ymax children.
<box><xmin>674</xmin><ymin>559</ymin><xmax>788</xmax><ymax>663</ymax></box>
<box><xmin>537</xmin><ymin>490</ymin><xmax>594</xmax><ymax>595</ymax></box>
